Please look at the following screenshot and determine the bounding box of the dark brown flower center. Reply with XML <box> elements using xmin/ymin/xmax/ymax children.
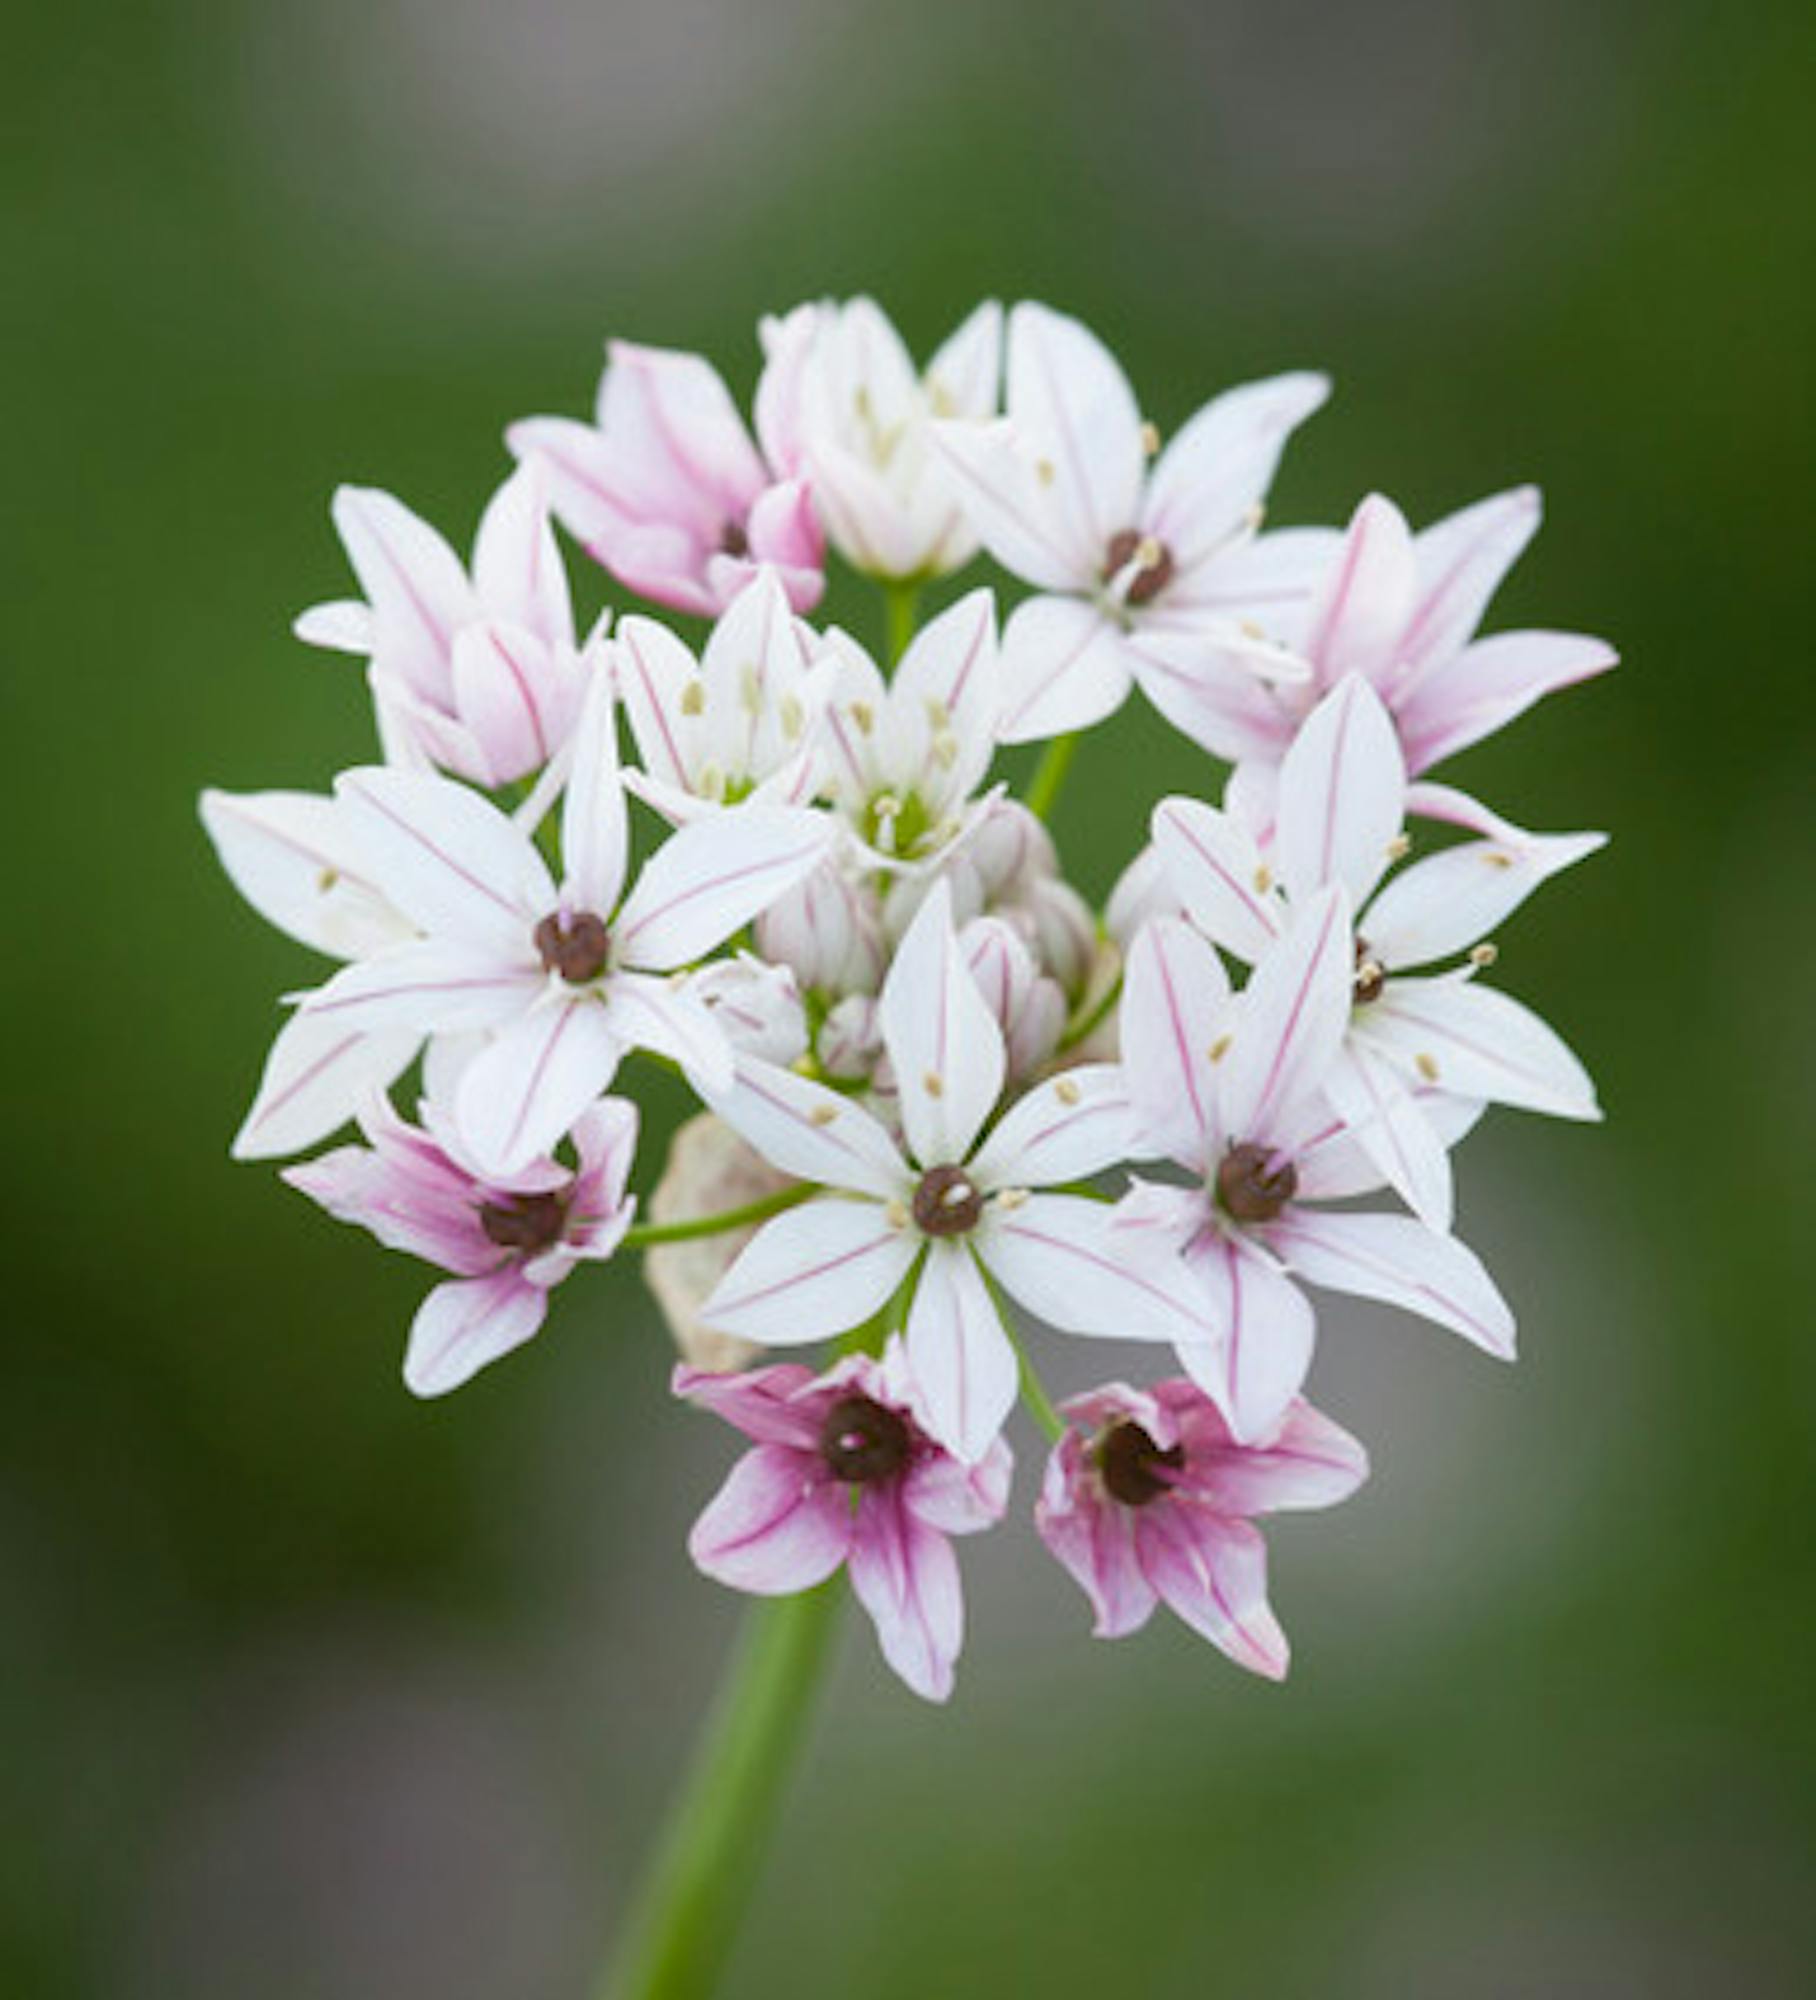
<box><xmin>478</xmin><ymin>1189</ymin><xmax>568</xmax><ymax>1255</ymax></box>
<box><xmin>1097</xmin><ymin>1418</ymin><xmax>1185</xmax><ymax>1507</ymax></box>
<box><xmin>1216</xmin><ymin>1141</ymin><xmax>1298</xmax><ymax>1224</ymax></box>
<box><xmin>1353</xmin><ymin>934</ymin><xmax>1387</xmax><ymax>1005</ymax></box>
<box><xmin>818</xmin><ymin>1394</ymin><xmax>913</xmax><ymax>1484</ymax></box>
<box><xmin>719</xmin><ymin>518</ymin><xmax>750</xmax><ymax>558</ymax></box>
<box><xmin>534</xmin><ymin>910</ymin><xmax>611</xmax><ymax>984</ymax></box>
<box><xmin>911</xmin><ymin>1164</ymin><xmax>984</xmax><ymax>1237</ymax></box>
<box><xmin>1103</xmin><ymin>527</ymin><xmax>1175</xmax><ymax>607</ymax></box>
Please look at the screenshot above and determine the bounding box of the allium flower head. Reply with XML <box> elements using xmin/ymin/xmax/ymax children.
<box><xmin>678</xmin><ymin>1339</ymin><xmax>1011</xmax><ymax>1701</ymax></box>
<box><xmin>1036</xmin><ymin>1378</ymin><xmax>1367</xmax><ymax>1676</ymax></box>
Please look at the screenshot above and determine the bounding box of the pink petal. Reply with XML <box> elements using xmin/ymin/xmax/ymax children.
<box><xmin>1217</xmin><ymin>884</ymin><xmax>1352</xmax><ymax>1144</ymax></box>
<box><xmin>1035</xmin><ymin>1433</ymin><xmax>1157</xmax><ymax>1638</ymax></box>
<box><xmin>1275</xmin><ymin>674</ymin><xmax>1407</xmax><ymax>909</ymax></box>
<box><xmin>706</xmin><ymin>1054</ymin><xmax>907</xmax><ymax>1199</ymax></box>
<box><xmin>1129</xmin><ymin>634</ymin><xmax>1299</xmax><ymax>765</ymax></box>
<box><xmin>453</xmin><ymin>997</ymin><xmax>624</xmax><ymax>1176</ymax></box>
<box><xmin>1263</xmin><ymin>1206</ymin><xmax>1515</xmax><ymax>1359</ymax></box>
<box><xmin>403</xmin><ymin>1269</ymin><xmax>548</xmax><ymax>1397</ymax></box>
<box><xmin>1005</xmin><ymin>302</ymin><xmax>1145</xmax><ymax>564</ymax></box>
<box><xmin>702</xmin><ymin>1199</ymin><xmax>920</xmax><ymax>1348</ymax></box>
<box><xmin>969</xmin><ymin>1064</ymin><xmax>1135</xmax><ymax>1190</ymax></box>
<box><xmin>687</xmin><ymin>1444</ymin><xmax>851</xmax><ymax>1595</ymax></box>
<box><xmin>1150</xmin><ymin>795</ymin><xmax>1283</xmax><ymax>965</ymax></box>
<box><xmin>294</xmin><ymin>598</ymin><xmax>373</xmax><ymax>654</ymax></box>
<box><xmin>880</xmin><ymin>880</ymin><xmax>1007</xmax><ymax>1167</ymax></box>
<box><xmin>905</xmin><ymin>1242</ymin><xmax>1019</xmax><ymax>1463</ymax></box>
<box><xmin>848</xmin><ymin>1486</ymin><xmax>965</xmax><ymax>1702</ymax></box>
<box><xmin>997</xmin><ymin>594</ymin><xmax>1135</xmax><ymax>743</ymax></box>
<box><xmin>1177</xmin><ymin>1392</ymin><xmax>1370</xmax><ymax>1516</ymax></box>
<box><xmin>200</xmin><ymin>787</ymin><xmax>410</xmax><ymax>961</ymax></box>
<box><xmin>471</xmin><ymin>461</ymin><xmax>573</xmax><ymax>650</ymax></box>
<box><xmin>336</xmin><ymin>766</ymin><xmax>551</xmax><ymax>953</ymax></box>
<box><xmin>1396</xmin><ymin>629</ymin><xmax>1617</xmax><ymax>775</ymax></box>
<box><xmin>1134</xmin><ymin>1507</ymin><xmax>1288</xmax><ymax>1678</ymax></box>
<box><xmin>612</xmin><ymin>808</ymin><xmax>829</xmax><ymax>971</ymax></box>
<box><xmin>448</xmin><ymin>622</ymin><xmax>558</xmax><ymax>785</ymax></box>
<box><xmin>927</xmin><ymin>417</ymin><xmax>1087</xmax><ymax>592</ymax></box>
<box><xmin>330</xmin><ymin>486</ymin><xmax>477</xmax><ymax>701</ymax></box>
<box><xmin>1399</xmin><ymin>485</ymin><xmax>1541</xmax><ymax>677</ymax></box>
<box><xmin>1301</xmin><ymin>495</ymin><xmax>1418</xmax><ymax>693</ymax></box>
<box><xmin>1182</xmin><ymin>1228</ymin><xmax>1316</xmax><ymax>1442</ymax></box>
<box><xmin>902</xmin><ymin>1434</ymin><xmax>1014</xmax><ymax>1537</ymax></box>
<box><xmin>673</xmin><ymin>1361</ymin><xmax>825</xmax><ymax>1448</ymax></box>
<box><xmin>614</xmin><ymin>615</ymin><xmax>699</xmax><ymax>793</ymax></box>
<box><xmin>599</xmin><ymin>340</ymin><xmax>768</xmax><ymax>528</ymax></box>
<box><xmin>1118</xmin><ymin>917</ymin><xmax>1231</xmax><ymax>1167</ymax></box>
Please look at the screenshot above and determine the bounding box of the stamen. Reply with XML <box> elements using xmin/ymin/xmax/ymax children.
<box><xmin>1386</xmin><ymin>833</ymin><xmax>1412</xmax><ymax>861</ymax></box>
<box><xmin>922</xmin><ymin>1070</ymin><xmax>944</xmax><ymax>1098</ymax></box>
<box><xmin>478</xmin><ymin>1188</ymin><xmax>568</xmax><ymax>1255</ymax></box>
<box><xmin>1097</xmin><ymin>1418</ymin><xmax>1185</xmax><ymax>1507</ymax></box>
<box><xmin>848</xmin><ymin>700</ymin><xmax>875</xmax><ymax>735</ymax></box>
<box><xmin>809</xmin><ymin>1103</ymin><xmax>839</xmax><ymax>1127</ymax></box>
<box><xmin>679</xmin><ymin>678</ymin><xmax>706</xmax><ymax>717</ymax></box>
<box><xmin>1415</xmin><ymin>1052</ymin><xmax>1441</xmax><ymax>1082</ymax></box>
<box><xmin>719</xmin><ymin>519</ymin><xmax>750</xmax><ymax>558</ymax></box>
<box><xmin>1469</xmin><ymin>942</ymin><xmax>1499</xmax><ymax>968</ymax></box>
<box><xmin>1208</xmin><ymin>1034</ymin><xmax>1232</xmax><ymax>1064</ymax></box>
<box><xmin>1054</xmin><ymin>1076</ymin><xmax>1082</xmax><ymax>1106</ymax></box>
<box><xmin>1139</xmin><ymin>420</ymin><xmax>1161</xmax><ymax>456</ymax></box>
<box><xmin>1102</xmin><ymin>527</ymin><xmax>1175</xmax><ymax>607</ymax></box>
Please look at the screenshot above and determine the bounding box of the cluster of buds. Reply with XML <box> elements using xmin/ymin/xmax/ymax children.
<box><xmin>204</xmin><ymin>300</ymin><xmax>1612</xmax><ymax>1701</ymax></box>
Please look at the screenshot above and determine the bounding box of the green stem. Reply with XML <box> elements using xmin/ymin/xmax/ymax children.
<box><xmin>621</xmin><ymin>1184</ymin><xmax>813</xmax><ymax>1251</ymax></box>
<box><xmin>1059</xmin><ymin>966</ymin><xmax>1123</xmax><ymax>1053</ymax></box>
<box><xmin>1024</xmin><ymin>731</ymin><xmax>1080</xmax><ymax>821</ymax></box>
<box><xmin>883</xmin><ymin>580</ymin><xmax>920</xmax><ymax>665</ymax></box>
<box><xmin>601</xmin><ymin>1582</ymin><xmax>844</xmax><ymax>2000</ymax></box>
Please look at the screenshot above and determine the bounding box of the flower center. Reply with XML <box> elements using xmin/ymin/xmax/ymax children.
<box><xmin>478</xmin><ymin>1188</ymin><xmax>568</xmax><ymax>1254</ymax></box>
<box><xmin>718</xmin><ymin>518</ymin><xmax>750</xmax><ymax>558</ymax></box>
<box><xmin>1353</xmin><ymin>934</ymin><xmax>1387</xmax><ymax>1005</ymax></box>
<box><xmin>1216</xmin><ymin>1142</ymin><xmax>1298</xmax><ymax>1224</ymax></box>
<box><xmin>1103</xmin><ymin>528</ymin><xmax>1175</xmax><ymax>607</ymax></box>
<box><xmin>534</xmin><ymin>910</ymin><xmax>611</xmax><ymax>985</ymax></box>
<box><xmin>1097</xmin><ymin>1418</ymin><xmax>1185</xmax><ymax>1507</ymax></box>
<box><xmin>912</xmin><ymin>1164</ymin><xmax>984</xmax><ymax>1238</ymax></box>
<box><xmin>818</xmin><ymin>1394</ymin><xmax>913</xmax><ymax>1483</ymax></box>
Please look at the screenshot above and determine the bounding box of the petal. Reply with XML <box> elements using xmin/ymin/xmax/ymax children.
<box><xmin>672</xmin><ymin>1360</ymin><xmax>825</xmax><ymax>1448</ymax></box>
<box><xmin>1301</xmin><ymin>494</ymin><xmax>1418</xmax><ymax>693</ymax></box>
<box><xmin>453</xmin><ymin>997</ymin><xmax>624</xmax><ymax>1175</ymax></box>
<box><xmin>997</xmin><ymin>594</ymin><xmax>1135</xmax><ymax>743</ymax></box>
<box><xmin>1144</xmin><ymin>371</ymin><xmax>1331</xmax><ymax>570</ymax></box>
<box><xmin>1399</xmin><ymin>485</ymin><xmax>1541</xmax><ymax>677</ymax></box>
<box><xmin>1320</xmin><ymin>1039</ymin><xmax>1456</xmax><ymax>1231</ymax></box>
<box><xmin>981</xmin><ymin>1193</ymin><xmax>1214</xmax><ymax>1348</ymax></box>
<box><xmin>1118</xmin><ymin>917</ymin><xmax>1231</xmax><ymax>1166</ymax></box>
<box><xmin>970</xmin><ymin>1065</ymin><xmax>1136</xmax><ymax>1189</ymax></box>
<box><xmin>1005</xmin><ymin>301</ymin><xmax>1145</xmax><ymax>560</ymax></box>
<box><xmin>295</xmin><ymin>939</ymin><xmax>538</xmax><ymax>1037</ymax></box>
<box><xmin>1217</xmin><ymin>884</ymin><xmax>1353</xmax><ymax>1143</ymax></box>
<box><xmin>1034</xmin><ymin>1436</ymin><xmax>1157</xmax><ymax>1638</ymax></box>
<box><xmin>1150</xmin><ymin>795</ymin><xmax>1284</xmax><ymax>965</ymax></box>
<box><xmin>231</xmin><ymin>1011</ymin><xmax>418</xmax><ymax>1160</ymax></box>
<box><xmin>602</xmin><ymin>972</ymin><xmax>735</xmax><ymax>1096</ymax></box>
<box><xmin>336</xmin><ymin>766</ymin><xmax>551</xmax><ymax>952</ymax></box>
<box><xmin>1361</xmin><ymin>826</ymin><xmax>1607</xmax><ymax>971</ymax></box>
<box><xmin>706</xmin><ymin>1054</ymin><xmax>908</xmax><ymax>1199</ymax></box>
<box><xmin>1287</xmin><ymin>1087</ymin><xmax>1484</xmax><ymax>1203</ymax></box>
<box><xmin>889</xmin><ymin>587</ymin><xmax>999</xmax><ymax>802</ymax></box>
<box><xmin>879</xmin><ymin>880</ymin><xmax>1006</xmax><ymax>1167</ymax></box>
<box><xmin>471</xmin><ymin>461</ymin><xmax>573</xmax><ymax>650</ymax></box>
<box><xmin>1262</xmin><ymin>1206</ymin><xmax>1515</xmax><ymax>1360</ymax></box>
<box><xmin>1355</xmin><ymin>975</ymin><xmax>1601</xmax><ymax>1121</ymax></box>
<box><xmin>1182</xmin><ymin>1228</ymin><xmax>1316</xmax><ymax>1442</ymax></box>
<box><xmin>294</xmin><ymin>598</ymin><xmax>373</xmax><ymax>654</ymax></box>
<box><xmin>1275</xmin><ymin>674</ymin><xmax>1407</xmax><ymax>909</ymax></box>
<box><xmin>905</xmin><ymin>1242</ymin><xmax>1020</xmax><ymax>1463</ymax></box>
<box><xmin>1134</xmin><ymin>1508</ymin><xmax>1288</xmax><ymax>1679</ymax></box>
<box><xmin>199</xmin><ymin>787</ymin><xmax>411</xmax><ymax>960</ymax></box>
<box><xmin>687</xmin><ymin>1445</ymin><xmax>851</xmax><ymax>1595</ymax></box>
<box><xmin>599</xmin><ymin>340</ymin><xmax>767</xmax><ymax>526</ymax></box>
<box><xmin>447</xmin><ymin>621</ymin><xmax>559</xmax><ymax>784</ymax></box>
<box><xmin>1395</xmin><ymin>629</ymin><xmax>1617</xmax><ymax>775</ymax></box>
<box><xmin>403</xmin><ymin>1270</ymin><xmax>548</xmax><ymax>1397</ymax></box>
<box><xmin>1183</xmin><ymin>1395</ymin><xmax>1370</xmax><ymax>1516</ymax></box>
<box><xmin>848</xmin><ymin>1487</ymin><xmax>965</xmax><ymax>1702</ymax></box>
<box><xmin>330</xmin><ymin>485</ymin><xmax>476</xmax><ymax>698</ymax></box>
<box><xmin>702</xmin><ymin>1199</ymin><xmax>919</xmax><ymax>1348</ymax></box>
<box><xmin>926</xmin><ymin>417</ymin><xmax>1085</xmax><ymax>591</ymax></box>
<box><xmin>902</xmin><ymin>1435</ymin><xmax>1014</xmax><ymax>1537</ymax></box>
<box><xmin>614</xmin><ymin>616</ymin><xmax>700</xmax><ymax>793</ymax></box>
<box><xmin>926</xmin><ymin>298</ymin><xmax>1004</xmax><ymax>420</ymax></box>
<box><xmin>612</xmin><ymin>808</ymin><xmax>829</xmax><ymax>970</ymax></box>
<box><xmin>559</xmin><ymin>663</ymin><xmax>629</xmax><ymax>916</ymax></box>
<box><xmin>1129</xmin><ymin>634</ymin><xmax>1300</xmax><ymax>765</ymax></box>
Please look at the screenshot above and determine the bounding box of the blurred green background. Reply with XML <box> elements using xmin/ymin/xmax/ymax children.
<box><xmin>7</xmin><ymin>0</ymin><xmax>1814</xmax><ymax>1994</ymax></box>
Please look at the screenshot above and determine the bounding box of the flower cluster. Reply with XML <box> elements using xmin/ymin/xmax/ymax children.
<box><xmin>204</xmin><ymin>299</ymin><xmax>1611</xmax><ymax>1701</ymax></box>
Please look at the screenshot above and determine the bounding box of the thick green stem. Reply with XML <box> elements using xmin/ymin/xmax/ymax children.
<box><xmin>621</xmin><ymin>1184</ymin><xmax>813</xmax><ymax>1251</ymax></box>
<box><xmin>601</xmin><ymin>1583</ymin><xmax>844</xmax><ymax>2000</ymax></box>
<box><xmin>883</xmin><ymin>580</ymin><xmax>920</xmax><ymax>665</ymax></box>
<box><xmin>1024</xmin><ymin>731</ymin><xmax>1080</xmax><ymax>821</ymax></box>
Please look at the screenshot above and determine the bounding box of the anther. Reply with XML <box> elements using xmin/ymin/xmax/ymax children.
<box><xmin>1103</xmin><ymin>527</ymin><xmax>1175</xmax><ymax>607</ymax></box>
<box><xmin>1415</xmin><ymin>1052</ymin><xmax>1441</xmax><ymax>1082</ymax></box>
<box><xmin>1216</xmin><ymin>1141</ymin><xmax>1298</xmax><ymax>1223</ymax></box>
<box><xmin>912</xmin><ymin>1164</ymin><xmax>984</xmax><ymax>1237</ymax></box>
<box><xmin>1469</xmin><ymin>942</ymin><xmax>1499</xmax><ymax>968</ymax></box>
<box><xmin>809</xmin><ymin>1103</ymin><xmax>839</xmax><ymax>1127</ymax></box>
<box><xmin>1097</xmin><ymin>1418</ymin><xmax>1185</xmax><ymax>1507</ymax></box>
<box><xmin>1386</xmin><ymin>833</ymin><xmax>1412</xmax><ymax>861</ymax></box>
<box><xmin>1054</xmin><ymin>1076</ymin><xmax>1082</xmax><ymax>1106</ymax></box>
<box><xmin>1139</xmin><ymin>420</ymin><xmax>1161</xmax><ymax>457</ymax></box>
<box><xmin>922</xmin><ymin>1070</ymin><xmax>944</xmax><ymax>1099</ymax></box>
<box><xmin>478</xmin><ymin>1189</ymin><xmax>568</xmax><ymax>1255</ymax></box>
<box><xmin>679</xmin><ymin>679</ymin><xmax>706</xmax><ymax>717</ymax></box>
<box><xmin>1353</xmin><ymin>934</ymin><xmax>1387</xmax><ymax>1005</ymax></box>
<box><xmin>1208</xmin><ymin>1034</ymin><xmax>1232</xmax><ymax>1064</ymax></box>
<box><xmin>719</xmin><ymin>519</ymin><xmax>750</xmax><ymax>558</ymax></box>
<box><xmin>534</xmin><ymin>910</ymin><xmax>611</xmax><ymax>985</ymax></box>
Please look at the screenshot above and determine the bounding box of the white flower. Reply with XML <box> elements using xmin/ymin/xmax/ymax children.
<box><xmin>699</xmin><ymin>884</ymin><xmax>1211</xmax><ymax>1461</ymax></box>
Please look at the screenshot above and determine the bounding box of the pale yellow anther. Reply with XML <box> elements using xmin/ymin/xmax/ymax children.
<box><xmin>698</xmin><ymin>761</ymin><xmax>727</xmax><ymax>802</ymax></box>
<box><xmin>849</xmin><ymin>699</ymin><xmax>876</xmax><ymax>735</ymax></box>
<box><xmin>316</xmin><ymin>866</ymin><xmax>340</xmax><ymax>893</ymax></box>
<box><xmin>923</xmin><ymin>1069</ymin><xmax>944</xmax><ymax>1098</ymax></box>
<box><xmin>679</xmin><ymin>678</ymin><xmax>706</xmax><ymax>717</ymax></box>
<box><xmin>873</xmin><ymin>792</ymin><xmax>901</xmax><ymax>822</ymax></box>
<box><xmin>931</xmin><ymin>730</ymin><xmax>960</xmax><ymax>770</ymax></box>
<box><xmin>1386</xmin><ymin>833</ymin><xmax>1412</xmax><ymax>861</ymax></box>
<box><xmin>1139</xmin><ymin>420</ymin><xmax>1161</xmax><ymax>457</ymax></box>
<box><xmin>995</xmin><ymin>1186</ymin><xmax>1031</xmax><ymax>1212</ymax></box>
<box><xmin>1135</xmin><ymin>535</ymin><xmax>1164</xmax><ymax>571</ymax></box>
<box><xmin>808</xmin><ymin>1103</ymin><xmax>839</xmax><ymax>1127</ymax></box>
<box><xmin>1253</xmin><ymin>864</ymin><xmax>1273</xmax><ymax>893</ymax></box>
<box><xmin>739</xmin><ymin>664</ymin><xmax>763</xmax><ymax>713</ymax></box>
<box><xmin>884</xmin><ymin>1199</ymin><xmax>911</xmax><ymax>1230</ymax></box>
<box><xmin>1036</xmin><ymin>457</ymin><xmax>1057</xmax><ymax>486</ymax></box>
<box><xmin>779</xmin><ymin>694</ymin><xmax>805</xmax><ymax>741</ymax></box>
<box><xmin>1209</xmin><ymin>1034</ymin><xmax>1232</xmax><ymax>1064</ymax></box>
<box><xmin>924</xmin><ymin>697</ymin><xmax>951</xmax><ymax>730</ymax></box>
<box><xmin>1244</xmin><ymin>502</ymin><xmax>1266</xmax><ymax>532</ymax></box>
<box><xmin>1054</xmin><ymin>1076</ymin><xmax>1082</xmax><ymax>1106</ymax></box>
<box><xmin>1240</xmin><ymin>618</ymin><xmax>1267</xmax><ymax>642</ymax></box>
<box><xmin>1415</xmin><ymin>1052</ymin><xmax>1441</xmax><ymax>1082</ymax></box>
<box><xmin>1485</xmin><ymin>849</ymin><xmax>1514</xmax><ymax>870</ymax></box>
<box><xmin>1469</xmin><ymin>942</ymin><xmax>1499</xmax><ymax>968</ymax></box>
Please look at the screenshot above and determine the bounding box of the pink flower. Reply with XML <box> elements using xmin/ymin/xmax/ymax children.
<box><xmin>508</xmin><ymin>341</ymin><xmax>823</xmax><ymax>618</ymax></box>
<box><xmin>929</xmin><ymin>302</ymin><xmax>1327</xmax><ymax>742</ymax></box>
<box><xmin>677</xmin><ymin>1339</ymin><xmax>1011</xmax><ymax>1701</ymax></box>
<box><xmin>286</xmin><ymin>1095</ymin><xmax>637</xmax><ymax>1396</ymax></box>
<box><xmin>1137</xmin><ymin>489</ymin><xmax>1617</xmax><ymax>778</ymax></box>
<box><xmin>1035</xmin><ymin>1379</ymin><xmax>1367</xmax><ymax>1678</ymax></box>
<box><xmin>296</xmin><ymin>468</ymin><xmax>593</xmax><ymax>787</ymax></box>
